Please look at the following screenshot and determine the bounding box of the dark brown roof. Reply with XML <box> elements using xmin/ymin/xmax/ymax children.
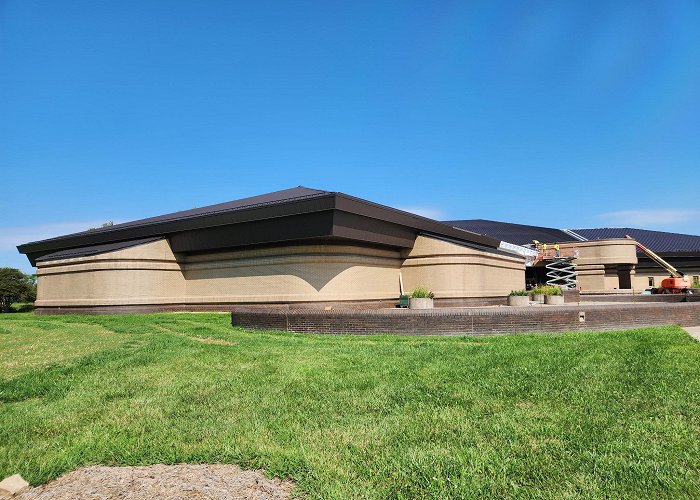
<box><xmin>571</xmin><ymin>228</ymin><xmax>700</xmax><ymax>254</ymax></box>
<box><xmin>36</xmin><ymin>238</ymin><xmax>164</xmax><ymax>263</ymax></box>
<box><xmin>445</xmin><ymin>219</ymin><xmax>579</xmax><ymax>246</ymax></box>
<box><xmin>101</xmin><ymin>186</ymin><xmax>331</xmax><ymax>232</ymax></box>
<box><xmin>18</xmin><ymin>187</ymin><xmax>502</xmax><ymax>266</ymax></box>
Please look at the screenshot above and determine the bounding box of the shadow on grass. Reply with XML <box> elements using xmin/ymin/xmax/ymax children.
<box><xmin>9</xmin><ymin>302</ymin><xmax>35</xmax><ymax>313</ymax></box>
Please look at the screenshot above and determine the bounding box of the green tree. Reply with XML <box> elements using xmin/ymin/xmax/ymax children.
<box><xmin>0</xmin><ymin>268</ymin><xmax>36</xmax><ymax>313</ymax></box>
<box><xmin>87</xmin><ymin>221</ymin><xmax>114</xmax><ymax>231</ymax></box>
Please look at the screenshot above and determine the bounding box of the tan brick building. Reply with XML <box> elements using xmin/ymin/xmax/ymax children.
<box><xmin>18</xmin><ymin>187</ymin><xmax>525</xmax><ymax>314</ymax></box>
<box><xmin>18</xmin><ymin>188</ymin><xmax>700</xmax><ymax>314</ymax></box>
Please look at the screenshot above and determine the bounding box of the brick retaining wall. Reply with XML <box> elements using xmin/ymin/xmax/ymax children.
<box><xmin>34</xmin><ymin>299</ymin><xmax>400</xmax><ymax>315</ymax></box>
<box><xmin>231</xmin><ymin>301</ymin><xmax>700</xmax><ymax>336</ymax></box>
<box><xmin>34</xmin><ymin>292</ymin><xmax>697</xmax><ymax>316</ymax></box>
<box><xmin>580</xmin><ymin>294</ymin><xmax>700</xmax><ymax>303</ymax></box>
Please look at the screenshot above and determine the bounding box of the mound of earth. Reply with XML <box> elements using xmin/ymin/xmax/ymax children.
<box><xmin>18</xmin><ymin>464</ymin><xmax>294</xmax><ymax>499</ymax></box>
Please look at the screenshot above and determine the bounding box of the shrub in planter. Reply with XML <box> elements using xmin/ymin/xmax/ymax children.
<box><xmin>530</xmin><ymin>285</ymin><xmax>562</xmax><ymax>296</ymax></box>
<box><xmin>545</xmin><ymin>294</ymin><xmax>565</xmax><ymax>305</ymax></box>
<box><xmin>508</xmin><ymin>290</ymin><xmax>529</xmax><ymax>306</ymax></box>
<box><xmin>409</xmin><ymin>287</ymin><xmax>434</xmax><ymax>309</ymax></box>
<box><xmin>410</xmin><ymin>287</ymin><xmax>434</xmax><ymax>298</ymax></box>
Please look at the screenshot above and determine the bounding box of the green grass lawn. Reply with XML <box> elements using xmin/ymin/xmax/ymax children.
<box><xmin>1</xmin><ymin>313</ymin><xmax>699</xmax><ymax>498</ymax></box>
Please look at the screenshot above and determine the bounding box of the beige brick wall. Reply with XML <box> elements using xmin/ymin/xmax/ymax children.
<box><xmin>35</xmin><ymin>236</ymin><xmax>528</xmax><ymax>307</ymax></box>
<box><xmin>558</xmin><ymin>239</ymin><xmax>638</xmax><ymax>292</ymax></box>
<box><xmin>43</xmin><ymin>235</ymin><xmax>687</xmax><ymax>307</ymax></box>
<box><xmin>401</xmin><ymin>236</ymin><xmax>525</xmax><ymax>297</ymax></box>
<box><xmin>36</xmin><ymin>239</ymin><xmax>186</xmax><ymax>306</ymax></box>
<box><xmin>183</xmin><ymin>244</ymin><xmax>403</xmax><ymax>303</ymax></box>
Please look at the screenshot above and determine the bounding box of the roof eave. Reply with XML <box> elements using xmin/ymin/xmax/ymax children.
<box><xmin>18</xmin><ymin>193</ymin><xmax>338</xmax><ymax>263</ymax></box>
<box><xmin>18</xmin><ymin>190</ymin><xmax>504</xmax><ymax>266</ymax></box>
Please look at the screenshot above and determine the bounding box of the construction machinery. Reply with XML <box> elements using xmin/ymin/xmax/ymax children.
<box><xmin>529</xmin><ymin>244</ymin><xmax>578</xmax><ymax>289</ymax></box>
<box><xmin>625</xmin><ymin>235</ymin><xmax>691</xmax><ymax>293</ymax></box>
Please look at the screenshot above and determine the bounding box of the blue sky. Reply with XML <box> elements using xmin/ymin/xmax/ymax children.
<box><xmin>2</xmin><ymin>0</ymin><xmax>699</xmax><ymax>273</ymax></box>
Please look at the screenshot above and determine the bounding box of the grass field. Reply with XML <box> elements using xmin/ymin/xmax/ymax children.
<box><xmin>1</xmin><ymin>313</ymin><xmax>699</xmax><ymax>498</ymax></box>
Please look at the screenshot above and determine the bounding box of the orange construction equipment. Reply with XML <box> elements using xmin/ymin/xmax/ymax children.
<box><xmin>625</xmin><ymin>235</ymin><xmax>690</xmax><ymax>294</ymax></box>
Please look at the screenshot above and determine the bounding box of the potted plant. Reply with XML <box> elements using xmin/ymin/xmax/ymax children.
<box><xmin>543</xmin><ymin>286</ymin><xmax>564</xmax><ymax>304</ymax></box>
<box><xmin>508</xmin><ymin>290</ymin><xmax>530</xmax><ymax>306</ymax></box>
<box><xmin>529</xmin><ymin>285</ymin><xmax>564</xmax><ymax>304</ymax></box>
<box><xmin>530</xmin><ymin>286</ymin><xmax>545</xmax><ymax>304</ymax></box>
<box><xmin>409</xmin><ymin>287</ymin><xmax>434</xmax><ymax>309</ymax></box>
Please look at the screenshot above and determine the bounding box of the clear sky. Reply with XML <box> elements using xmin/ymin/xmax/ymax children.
<box><xmin>2</xmin><ymin>0</ymin><xmax>699</xmax><ymax>273</ymax></box>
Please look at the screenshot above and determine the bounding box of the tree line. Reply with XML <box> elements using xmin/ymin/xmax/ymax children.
<box><xmin>0</xmin><ymin>268</ymin><xmax>37</xmax><ymax>313</ymax></box>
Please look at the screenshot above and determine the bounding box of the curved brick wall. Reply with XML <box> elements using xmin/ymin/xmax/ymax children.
<box><xmin>36</xmin><ymin>235</ymin><xmax>525</xmax><ymax>313</ymax></box>
<box><xmin>231</xmin><ymin>301</ymin><xmax>700</xmax><ymax>335</ymax></box>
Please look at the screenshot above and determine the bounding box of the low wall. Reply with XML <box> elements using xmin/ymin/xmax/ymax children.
<box><xmin>580</xmin><ymin>294</ymin><xmax>700</xmax><ymax>303</ymax></box>
<box><xmin>34</xmin><ymin>294</ymin><xmax>584</xmax><ymax>315</ymax></box>
<box><xmin>38</xmin><ymin>291</ymin><xmax>693</xmax><ymax>316</ymax></box>
<box><xmin>33</xmin><ymin>299</ymin><xmax>400</xmax><ymax>315</ymax></box>
<box><xmin>231</xmin><ymin>302</ymin><xmax>700</xmax><ymax>335</ymax></box>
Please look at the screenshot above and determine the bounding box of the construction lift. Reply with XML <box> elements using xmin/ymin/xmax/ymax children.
<box><xmin>498</xmin><ymin>241</ymin><xmax>578</xmax><ymax>290</ymax></box>
<box><xmin>624</xmin><ymin>235</ymin><xmax>691</xmax><ymax>294</ymax></box>
<box><xmin>530</xmin><ymin>244</ymin><xmax>578</xmax><ymax>289</ymax></box>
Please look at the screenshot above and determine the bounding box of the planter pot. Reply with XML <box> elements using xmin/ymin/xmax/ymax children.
<box><xmin>531</xmin><ymin>293</ymin><xmax>544</xmax><ymax>303</ymax></box>
<box><xmin>507</xmin><ymin>295</ymin><xmax>529</xmax><ymax>307</ymax></box>
<box><xmin>545</xmin><ymin>295</ymin><xmax>564</xmax><ymax>305</ymax></box>
<box><xmin>409</xmin><ymin>297</ymin><xmax>434</xmax><ymax>309</ymax></box>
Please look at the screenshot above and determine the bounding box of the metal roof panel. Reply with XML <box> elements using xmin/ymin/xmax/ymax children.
<box><xmin>571</xmin><ymin>228</ymin><xmax>700</xmax><ymax>253</ymax></box>
<box><xmin>444</xmin><ymin>219</ymin><xmax>579</xmax><ymax>246</ymax></box>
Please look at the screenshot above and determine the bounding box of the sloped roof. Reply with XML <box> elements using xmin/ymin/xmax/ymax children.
<box><xmin>19</xmin><ymin>187</ymin><xmax>501</xmax><ymax>266</ymax></box>
<box><xmin>445</xmin><ymin>219</ymin><xmax>578</xmax><ymax>246</ymax></box>
<box><xmin>571</xmin><ymin>228</ymin><xmax>700</xmax><ymax>254</ymax></box>
<box><xmin>98</xmin><ymin>186</ymin><xmax>330</xmax><ymax>232</ymax></box>
<box><xmin>36</xmin><ymin>237</ymin><xmax>164</xmax><ymax>263</ymax></box>
<box><xmin>29</xmin><ymin>186</ymin><xmax>331</xmax><ymax>245</ymax></box>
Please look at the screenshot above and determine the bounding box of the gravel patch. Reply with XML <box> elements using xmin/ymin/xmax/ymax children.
<box><xmin>18</xmin><ymin>464</ymin><xmax>295</xmax><ymax>499</ymax></box>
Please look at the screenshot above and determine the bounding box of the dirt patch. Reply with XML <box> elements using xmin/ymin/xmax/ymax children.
<box><xmin>18</xmin><ymin>464</ymin><xmax>294</xmax><ymax>499</ymax></box>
